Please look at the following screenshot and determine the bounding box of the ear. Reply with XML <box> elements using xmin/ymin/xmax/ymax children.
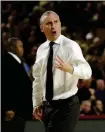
<box><xmin>60</xmin><ymin>21</ymin><xmax>61</xmax><ymax>27</ymax></box>
<box><xmin>40</xmin><ymin>24</ymin><xmax>44</xmax><ymax>32</ymax></box>
<box><xmin>9</xmin><ymin>45</ymin><xmax>14</xmax><ymax>52</ymax></box>
<box><xmin>10</xmin><ymin>45</ymin><xmax>13</xmax><ymax>50</ymax></box>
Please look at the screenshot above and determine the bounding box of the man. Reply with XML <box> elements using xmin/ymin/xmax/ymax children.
<box><xmin>33</xmin><ymin>11</ymin><xmax>92</xmax><ymax>132</ymax></box>
<box><xmin>2</xmin><ymin>37</ymin><xmax>32</xmax><ymax>132</ymax></box>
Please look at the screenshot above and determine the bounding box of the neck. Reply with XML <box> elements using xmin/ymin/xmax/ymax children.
<box><xmin>47</xmin><ymin>34</ymin><xmax>61</xmax><ymax>41</ymax></box>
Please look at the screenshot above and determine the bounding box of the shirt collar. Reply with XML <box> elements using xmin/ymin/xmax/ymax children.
<box><xmin>8</xmin><ymin>52</ymin><xmax>21</xmax><ymax>64</ymax></box>
<box><xmin>47</xmin><ymin>34</ymin><xmax>62</xmax><ymax>45</ymax></box>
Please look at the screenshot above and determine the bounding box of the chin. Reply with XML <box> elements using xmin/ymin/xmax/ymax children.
<box><xmin>52</xmin><ymin>35</ymin><xmax>59</xmax><ymax>41</ymax></box>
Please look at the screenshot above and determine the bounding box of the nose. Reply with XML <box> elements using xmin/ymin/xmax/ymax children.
<box><xmin>51</xmin><ymin>23</ymin><xmax>56</xmax><ymax>29</ymax></box>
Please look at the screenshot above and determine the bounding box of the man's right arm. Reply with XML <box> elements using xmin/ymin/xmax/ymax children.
<box><xmin>32</xmin><ymin>48</ymin><xmax>43</xmax><ymax>109</ymax></box>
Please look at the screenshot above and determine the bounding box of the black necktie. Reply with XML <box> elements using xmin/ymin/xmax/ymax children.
<box><xmin>46</xmin><ymin>41</ymin><xmax>54</xmax><ymax>102</ymax></box>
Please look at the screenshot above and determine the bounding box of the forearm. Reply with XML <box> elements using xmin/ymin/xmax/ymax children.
<box><xmin>68</xmin><ymin>42</ymin><xmax>92</xmax><ymax>79</ymax></box>
<box><xmin>33</xmin><ymin>80</ymin><xmax>43</xmax><ymax>108</ymax></box>
<box><xmin>72</xmin><ymin>62</ymin><xmax>92</xmax><ymax>79</ymax></box>
<box><xmin>32</xmin><ymin>64</ymin><xmax>43</xmax><ymax>108</ymax></box>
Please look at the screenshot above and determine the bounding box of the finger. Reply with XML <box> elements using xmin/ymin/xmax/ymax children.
<box><xmin>35</xmin><ymin>107</ymin><xmax>39</xmax><ymax>113</ymax></box>
<box><xmin>35</xmin><ymin>115</ymin><xmax>40</xmax><ymax>120</ymax></box>
<box><xmin>55</xmin><ymin>57</ymin><xmax>64</xmax><ymax>65</ymax></box>
<box><xmin>35</xmin><ymin>113</ymin><xmax>42</xmax><ymax>120</ymax></box>
<box><xmin>37</xmin><ymin>111</ymin><xmax>42</xmax><ymax>116</ymax></box>
<box><xmin>54</xmin><ymin>62</ymin><xmax>62</xmax><ymax>67</ymax></box>
<box><xmin>57</xmin><ymin>56</ymin><xmax>64</xmax><ymax>63</ymax></box>
<box><xmin>35</xmin><ymin>112</ymin><xmax>40</xmax><ymax>118</ymax></box>
<box><xmin>55</xmin><ymin>65</ymin><xmax>62</xmax><ymax>70</ymax></box>
<box><xmin>36</xmin><ymin>108</ymin><xmax>42</xmax><ymax>115</ymax></box>
<box><xmin>54</xmin><ymin>64</ymin><xmax>62</xmax><ymax>68</ymax></box>
<box><xmin>55</xmin><ymin>56</ymin><xmax>63</xmax><ymax>63</ymax></box>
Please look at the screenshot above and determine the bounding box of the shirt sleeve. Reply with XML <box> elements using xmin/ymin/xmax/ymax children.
<box><xmin>69</xmin><ymin>41</ymin><xmax>92</xmax><ymax>79</ymax></box>
<box><xmin>32</xmin><ymin>48</ymin><xmax>43</xmax><ymax>108</ymax></box>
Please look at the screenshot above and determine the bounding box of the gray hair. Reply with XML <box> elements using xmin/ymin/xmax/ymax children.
<box><xmin>40</xmin><ymin>11</ymin><xmax>60</xmax><ymax>25</ymax></box>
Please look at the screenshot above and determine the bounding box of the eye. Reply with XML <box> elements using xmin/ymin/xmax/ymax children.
<box><xmin>46</xmin><ymin>22</ymin><xmax>52</xmax><ymax>25</ymax></box>
<box><xmin>54</xmin><ymin>20</ymin><xmax>58</xmax><ymax>24</ymax></box>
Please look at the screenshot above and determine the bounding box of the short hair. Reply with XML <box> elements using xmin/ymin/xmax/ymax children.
<box><xmin>7</xmin><ymin>37</ymin><xmax>20</xmax><ymax>51</ymax></box>
<box><xmin>40</xmin><ymin>11</ymin><xmax>60</xmax><ymax>25</ymax></box>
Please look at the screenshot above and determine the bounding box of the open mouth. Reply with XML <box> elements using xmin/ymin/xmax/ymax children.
<box><xmin>52</xmin><ymin>31</ymin><xmax>56</xmax><ymax>35</ymax></box>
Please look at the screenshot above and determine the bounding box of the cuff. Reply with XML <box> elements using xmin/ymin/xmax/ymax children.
<box><xmin>33</xmin><ymin>98</ymin><xmax>42</xmax><ymax>108</ymax></box>
<box><xmin>72</xmin><ymin>66</ymin><xmax>80</xmax><ymax>76</ymax></box>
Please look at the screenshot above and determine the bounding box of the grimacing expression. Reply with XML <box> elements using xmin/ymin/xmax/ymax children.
<box><xmin>40</xmin><ymin>13</ymin><xmax>61</xmax><ymax>41</ymax></box>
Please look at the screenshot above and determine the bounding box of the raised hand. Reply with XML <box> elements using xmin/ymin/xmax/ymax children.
<box><xmin>54</xmin><ymin>56</ymin><xmax>74</xmax><ymax>73</ymax></box>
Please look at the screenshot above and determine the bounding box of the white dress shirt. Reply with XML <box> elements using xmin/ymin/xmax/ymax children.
<box><xmin>8</xmin><ymin>52</ymin><xmax>21</xmax><ymax>64</ymax></box>
<box><xmin>32</xmin><ymin>35</ymin><xmax>92</xmax><ymax>108</ymax></box>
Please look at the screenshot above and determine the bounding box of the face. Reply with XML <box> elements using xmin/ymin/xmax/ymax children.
<box><xmin>96</xmin><ymin>100</ymin><xmax>103</xmax><ymax>110</ymax></box>
<box><xmin>96</xmin><ymin>79</ymin><xmax>105</xmax><ymax>91</ymax></box>
<box><xmin>15</xmin><ymin>40</ymin><xmax>24</xmax><ymax>58</ymax></box>
<box><xmin>40</xmin><ymin>13</ymin><xmax>61</xmax><ymax>41</ymax></box>
<box><xmin>81</xmin><ymin>101</ymin><xmax>91</xmax><ymax>112</ymax></box>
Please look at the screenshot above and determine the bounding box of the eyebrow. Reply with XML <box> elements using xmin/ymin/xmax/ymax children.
<box><xmin>46</xmin><ymin>19</ymin><xmax>59</xmax><ymax>24</ymax></box>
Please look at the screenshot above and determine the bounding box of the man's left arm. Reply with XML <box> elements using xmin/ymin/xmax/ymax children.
<box><xmin>55</xmin><ymin>42</ymin><xmax>92</xmax><ymax>80</ymax></box>
<box><xmin>69</xmin><ymin>42</ymin><xmax>92</xmax><ymax>79</ymax></box>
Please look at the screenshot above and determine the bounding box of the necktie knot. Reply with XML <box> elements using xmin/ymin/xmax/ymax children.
<box><xmin>49</xmin><ymin>41</ymin><xmax>54</xmax><ymax>47</ymax></box>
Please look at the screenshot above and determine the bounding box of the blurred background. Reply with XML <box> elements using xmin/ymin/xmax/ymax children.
<box><xmin>1</xmin><ymin>1</ymin><xmax>105</xmax><ymax>132</ymax></box>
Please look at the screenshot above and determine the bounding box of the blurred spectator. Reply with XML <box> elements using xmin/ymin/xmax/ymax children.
<box><xmin>2</xmin><ymin>32</ymin><xmax>8</xmax><ymax>46</ymax></box>
<box><xmin>28</xmin><ymin>28</ymin><xmax>36</xmax><ymax>47</ymax></box>
<box><xmin>2</xmin><ymin>31</ymin><xmax>8</xmax><ymax>54</ymax></box>
<box><xmin>77</xmin><ymin>79</ymin><xmax>96</xmax><ymax>103</ymax></box>
<box><xmin>86</xmin><ymin>32</ymin><xmax>94</xmax><ymax>44</ymax></box>
<box><xmin>89</xmin><ymin>88</ymin><xmax>96</xmax><ymax>101</ymax></box>
<box><xmin>95</xmin><ymin>79</ymin><xmax>105</xmax><ymax>103</ymax></box>
<box><xmin>26</xmin><ymin>45</ymin><xmax>37</xmax><ymax>67</ymax></box>
<box><xmin>92</xmin><ymin>100</ymin><xmax>104</xmax><ymax>115</ymax></box>
<box><xmin>80</xmin><ymin>100</ymin><xmax>92</xmax><ymax>115</ymax></box>
<box><xmin>77</xmin><ymin>79</ymin><xmax>91</xmax><ymax>103</ymax></box>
